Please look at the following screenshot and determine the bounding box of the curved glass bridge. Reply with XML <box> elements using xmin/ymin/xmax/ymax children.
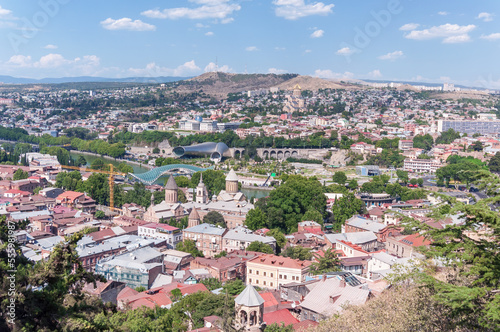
<box><xmin>129</xmin><ymin>164</ymin><xmax>213</xmax><ymax>185</ymax></box>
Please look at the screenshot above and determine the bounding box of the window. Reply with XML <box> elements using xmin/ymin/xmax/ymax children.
<box><xmin>249</xmin><ymin>269</ymin><xmax>252</xmax><ymax>274</ymax></box>
<box><xmin>256</xmin><ymin>271</ymin><xmax>259</xmax><ymax>275</ymax></box>
<box><xmin>270</xmin><ymin>282</ymin><xmax>273</xmax><ymax>287</ymax></box>
<box><xmin>249</xmin><ymin>278</ymin><xmax>252</xmax><ymax>283</ymax></box>
<box><xmin>270</xmin><ymin>273</ymin><xmax>273</xmax><ymax>277</ymax></box>
<box><xmin>279</xmin><ymin>275</ymin><xmax>282</xmax><ymax>279</ymax></box>
<box><xmin>284</xmin><ymin>275</ymin><xmax>287</xmax><ymax>280</ymax></box>
<box><xmin>263</xmin><ymin>281</ymin><xmax>266</xmax><ymax>286</ymax></box>
<box><xmin>256</xmin><ymin>279</ymin><xmax>259</xmax><ymax>284</ymax></box>
<box><xmin>263</xmin><ymin>272</ymin><xmax>266</xmax><ymax>277</ymax></box>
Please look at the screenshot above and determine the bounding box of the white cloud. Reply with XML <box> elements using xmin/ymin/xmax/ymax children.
<box><xmin>221</xmin><ymin>17</ymin><xmax>234</xmax><ymax>24</ymax></box>
<box><xmin>378</xmin><ymin>50</ymin><xmax>404</xmax><ymax>61</ymax></box>
<box><xmin>399</xmin><ymin>23</ymin><xmax>419</xmax><ymax>31</ymax></box>
<box><xmin>275</xmin><ymin>47</ymin><xmax>286</xmax><ymax>51</ymax></box>
<box><xmin>3</xmin><ymin>53</ymin><xmax>100</xmax><ymax>76</ymax></box>
<box><xmin>336</xmin><ymin>47</ymin><xmax>354</xmax><ymax>56</ymax></box>
<box><xmin>438</xmin><ymin>11</ymin><xmax>449</xmax><ymax>16</ymax></box>
<box><xmin>141</xmin><ymin>0</ymin><xmax>241</xmax><ymax>22</ymax></box>
<box><xmin>481</xmin><ymin>33</ymin><xmax>500</xmax><ymax>40</ymax></box>
<box><xmin>205</xmin><ymin>31</ymin><xmax>214</xmax><ymax>36</ymax></box>
<box><xmin>268</xmin><ymin>68</ymin><xmax>287</xmax><ymax>74</ymax></box>
<box><xmin>43</xmin><ymin>44</ymin><xmax>58</xmax><ymax>49</ymax></box>
<box><xmin>314</xmin><ymin>69</ymin><xmax>353</xmax><ymax>80</ymax></box>
<box><xmin>0</xmin><ymin>5</ymin><xmax>15</xmax><ymax>20</ymax></box>
<box><xmin>368</xmin><ymin>70</ymin><xmax>382</xmax><ymax>79</ymax></box>
<box><xmin>477</xmin><ymin>12</ymin><xmax>494</xmax><ymax>22</ymax></box>
<box><xmin>443</xmin><ymin>34</ymin><xmax>471</xmax><ymax>43</ymax></box>
<box><xmin>7</xmin><ymin>55</ymin><xmax>32</xmax><ymax>67</ymax></box>
<box><xmin>195</xmin><ymin>23</ymin><xmax>209</xmax><ymax>28</ymax></box>
<box><xmin>404</xmin><ymin>23</ymin><xmax>476</xmax><ymax>43</ymax></box>
<box><xmin>101</xmin><ymin>18</ymin><xmax>156</xmax><ymax>31</ymax></box>
<box><xmin>128</xmin><ymin>60</ymin><xmax>201</xmax><ymax>77</ymax></box>
<box><xmin>204</xmin><ymin>62</ymin><xmax>231</xmax><ymax>72</ymax></box>
<box><xmin>310</xmin><ymin>29</ymin><xmax>324</xmax><ymax>38</ymax></box>
<box><xmin>304</xmin><ymin>49</ymin><xmax>312</xmax><ymax>53</ymax></box>
<box><xmin>245</xmin><ymin>46</ymin><xmax>258</xmax><ymax>51</ymax></box>
<box><xmin>273</xmin><ymin>0</ymin><xmax>334</xmax><ymax>20</ymax></box>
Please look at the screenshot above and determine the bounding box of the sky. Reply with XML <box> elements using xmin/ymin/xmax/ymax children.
<box><xmin>0</xmin><ymin>0</ymin><xmax>499</xmax><ymax>88</ymax></box>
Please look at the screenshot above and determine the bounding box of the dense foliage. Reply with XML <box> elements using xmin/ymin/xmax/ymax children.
<box><xmin>246</xmin><ymin>175</ymin><xmax>327</xmax><ymax>233</ymax></box>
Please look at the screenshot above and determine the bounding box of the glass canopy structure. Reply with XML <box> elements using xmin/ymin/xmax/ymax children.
<box><xmin>130</xmin><ymin>164</ymin><xmax>213</xmax><ymax>185</ymax></box>
<box><xmin>172</xmin><ymin>142</ymin><xmax>229</xmax><ymax>162</ymax></box>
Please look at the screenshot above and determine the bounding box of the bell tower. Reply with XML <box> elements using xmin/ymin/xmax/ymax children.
<box><xmin>165</xmin><ymin>176</ymin><xmax>179</xmax><ymax>203</ymax></box>
<box><xmin>196</xmin><ymin>173</ymin><xmax>208</xmax><ymax>204</ymax></box>
<box><xmin>234</xmin><ymin>284</ymin><xmax>264</xmax><ymax>331</ymax></box>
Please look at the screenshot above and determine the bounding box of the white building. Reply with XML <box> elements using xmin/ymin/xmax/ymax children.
<box><xmin>138</xmin><ymin>222</ymin><xmax>182</xmax><ymax>249</ymax></box>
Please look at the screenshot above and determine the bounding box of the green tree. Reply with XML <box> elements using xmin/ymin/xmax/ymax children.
<box><xmin>176</xmin><ymin>239</ymin><xmax>204</xmax><ymax>257</ymax></box>
<box><xmin>201</xmin><ymin>277</ymin><xmax>223</xmax><ymax>291</ymax></box>
<box><xmin>301</xmin><ymin>209</ymin><xmax>324</xmax><ymax>224</ymax></box>
<box><xmin>223</xmin><ymin>279</ymin><xmax>246</xmax><ymax>296</ymax></box>
<box><xmin>95</xmin><ymin>210</ymin><xmax>106</xmax><ymax>219</ymax></box>
<box><xmin>267</xmin><ymin>229</ymin><xmax>287</xmax><ymax>252</ymax></box>
<box><xmin>281</xmin><ymin>246</ymin><xmax>313</xmax><ymax>261</ymax></box>
<box><xmin>203</xmin><ymin>211</ymin><xmax>226</xmax><ymax>228</ymax></box>
<box><xmin>410</xmin><ymin>178</ymin><xmax>418</xmax><ymax>186</ymax></box>
<box><xmin>152</xmin><ymin>147</ymin><xmax>160</xmax><ymax>154</ymax></box>
<box><xmin>471</xmin><ymin>140</ymin><xmax>484</xmax><ymax>152</ymax></box>
<box><xmin>264</xmin><ymin>322</ymin><xmax>294</xmax><ymax>331</ymax></box>
<box><xmin>396</xmin><ymin>170</ymin><xmax>409</xmax><ymax>184</ymax></box>
<box><xmin>90</xmin><ymin>157</ymin><xmax>106</xmax><ymax>170</ymax></box>
<box><xmin>76</xmin><ymin>155</ymin><xmax>87</xmax><ymax>166</ymax></box>
<box><xmin>401</xmin><ymin>196</ymin><xmax>500</xmax><ymax>330</ymax></box>
<box><xmin>245</xmin><ymin>207</ymin><xmax>268</xmax><ymax>230</ymax></box>
<box><xmin>413</xmin><ymin>134</ymin><xmax>434</xmax><ymax>150</ymax></box>
<box><xmin>0</xmin><ymin>229</ymin><xmax>105</xmax><ymax>331</ymax></box>
<box><xmin>435</xmin><ymin>128</ymin><xmax>460</xmax><ymax>145</ymax></box>
<box><xmin>332</xmin><ymin>171</ymin><xmax>347</xmax><ymax>184</ymax></box>
<box><xmin>330</xmin><ymin>193</ymin><xmax>366</xmax><ymax>231</ymax></box>
<box><xmin>310</xmin><ymin>248</ymin><xmax>341</xmax><ymax>275</ymax></box>
<box><xmin>348</xmin><ymin>179</ymin><xmax>358</xmax><ymax>190</ymax></box>
<box><xmin>13</xmin><ymin>168</ymin><xmax>29</xmax><ymax>180</ymax></box>
<box><xmin>135</xmin><ymin>286</ymin><xmax>146</xmax><ymax>292</ymax></box>
<box><xmin>246</xmin><ymin>241</ymin><xmax>274</xmax><ymax>254</ymax></box>
<box><xmin>489</xmin><ymin>152</ymin><xmax>500</xmax><ymax>173</ymax></box>
<box><xmin>417</xmin><ymin>178</ymin><xmax>424</xmax><ymax>187</ymax></box>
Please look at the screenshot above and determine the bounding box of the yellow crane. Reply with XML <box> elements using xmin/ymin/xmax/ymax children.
<box><xmin>61</xmin><ymin>164</ymin><xmax>126</xmax><ymax>210</ymax></box>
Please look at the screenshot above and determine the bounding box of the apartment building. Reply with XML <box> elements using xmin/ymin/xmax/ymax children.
<box><xmin>138</xmin><ymin>222</ymin><xmax>182</xmax><ymax>249</ymax></box>
<box><xmin>403</xmin><ymin>158</ymin><xmax>441</xmax><ymax>173</ymax></box>
<box><xmin>246</xmin><ymin>254</ymin><xmax>312</xmax><ymax>289</ymax></box>
<box><xmin>182</xmin><ymin>223</ymin><xmax>227</xmax><ymax>257</ymax></box>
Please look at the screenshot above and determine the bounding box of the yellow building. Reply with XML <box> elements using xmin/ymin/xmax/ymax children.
<box><xmin>246</xmin><ymin>254</ymin><xmax>312</xmax><ymax>289</ymax></box>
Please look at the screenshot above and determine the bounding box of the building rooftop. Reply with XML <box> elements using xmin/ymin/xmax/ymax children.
<box><xmin>247</xmin><ymin>254</ymin><xmax>312</xmax><ymax>269</ymax></box>
<box><xmin>235</xmin><ymin>284</ymin><xmax>265</xmax><ymax>307</ymax></box>
<box><xmin>184</xmin><ymin>222</ymin><xmax>226</xmax><ymax>236</ymax></box>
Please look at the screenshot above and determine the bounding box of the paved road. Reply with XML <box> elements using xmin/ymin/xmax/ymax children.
<box><xmin>422</xmin><ymin>175</ymin><xmax>436</xmax><ymax>187</ymax></box>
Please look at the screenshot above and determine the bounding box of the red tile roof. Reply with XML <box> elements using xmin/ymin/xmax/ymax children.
<box><xmin>263</xmin><ymin>309</ymin><xmax>299</xmax><ymax>326</ymax></box>
<box><xmin>248</xmin><ymin>254</ymin><xmax>312</xmax><ymax>269</ymax></box>
<box><xmin>259</xmin><ymin>292</ymin><xmax>279</xmax><ymax>308</ymax></box>
<box><xmin>399</xmin><ymin>233</ymin><xmax>431</xmax><ymax>247</ymax></box>
<box><xmin>293</xmin><ymin>320</ymin><xmax>319</xmax><ymax>331</ymax></box>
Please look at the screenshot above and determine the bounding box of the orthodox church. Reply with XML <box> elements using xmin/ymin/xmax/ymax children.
<box><xmin>143</xmin><ymin>169</ymin><xmax>253</xmax><ymax>229</ymax></box>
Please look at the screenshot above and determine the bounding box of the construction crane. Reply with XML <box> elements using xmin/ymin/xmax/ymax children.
<box><xmin>61</xmin><ymin>164</ymin><xmax>127</xmax><ymax>210</ymax></box>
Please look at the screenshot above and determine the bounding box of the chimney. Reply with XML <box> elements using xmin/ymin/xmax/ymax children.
<box><xmin>339</xmin><ymin>278</ymin><xmax>346</xmax><ymax>288</ymax></box>
<box><xmin>322</xmin><ymin>274</ymin><xmax>327</xmax><ymax>282</ymax></box>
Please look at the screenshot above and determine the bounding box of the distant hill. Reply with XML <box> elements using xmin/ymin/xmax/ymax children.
<box><xmin>276</xmin><ymin>75</ymin><xmax>360</xmax><ymax>91</ymax></box>
<box><xmin>174</xmin><ymin>72</ymin><xmax>299</xmax><ymax>98</ymax></box>
<box><xmin>175</xmin><ymin>72</ymin><xmax>362</xmax><ymax>98</ymax></box>
<box><xmin>0</xmin><ymin>75</ymin><xmax>188</xmax><ymax>84</ymax></box>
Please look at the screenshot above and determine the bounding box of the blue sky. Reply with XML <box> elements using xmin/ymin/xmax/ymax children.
<box><xmin>0</xmin><ymin>0</ymin><xmax>499</xmax><ymax>88</ymax></box>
